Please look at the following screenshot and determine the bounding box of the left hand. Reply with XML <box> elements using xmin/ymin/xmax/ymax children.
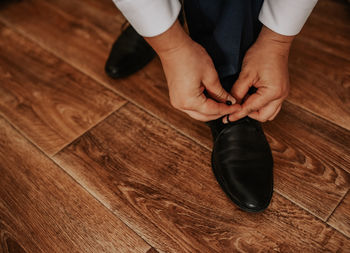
<box><xmin>224</xmin><ymin>26</ymin><xmax>295</xmax><ymax>123</ymax></box>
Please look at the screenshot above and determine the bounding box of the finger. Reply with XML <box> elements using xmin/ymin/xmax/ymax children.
<box><xmin>202</xmin><ymin>67</ymin><xmax>236</xmax><ymax>104</ymax></box>
<box><xmin>183</xmin><ymin>109</ymin><xmax>223</xmax><ymax>122</ymax></box>
<box><xmin>248</xmin><ymin>100</ymin><xmax>281</xmax><ymax>122</ymax></box>
<box><xmin>267</xmin><ymin>104</ymin><xmax>282</xmax><ymax>121</ymax></box>
<box><xmin>228</xmin><ymin>87</ymin><xmax>272</xmax><ymax>122</ymax></box>
<box><xmin>230</xmin><ymin>70</ymin><xmax>256</xmax><ymax>104</ymax></box>
<box><xmin>197</xmin><ymin>96</ymin><xmax>241</xmax><ymax>115</ymax></box>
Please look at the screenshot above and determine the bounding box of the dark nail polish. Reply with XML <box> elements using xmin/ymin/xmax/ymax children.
<box><xmin>226</xmin><ymin>100</ymin><xmax>232</xmax><ymax>105</ymax></box>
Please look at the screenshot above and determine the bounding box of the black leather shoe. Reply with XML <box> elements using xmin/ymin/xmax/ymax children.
<box><xmin>105</xmin><ymin>25</ymin><xmax>155</xmax><ymax>79</ymax></box>
<box><xmin>207</xmin><ymin>116</ymin><xmax>273</xmax><ymax>212</ymax></box>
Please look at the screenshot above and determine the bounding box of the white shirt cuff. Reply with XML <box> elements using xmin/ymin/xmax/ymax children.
<box><xmin>259</xmin><ymin>0</ymin><xmax>318</xmax><ymax>36</ymax></box>
<box><xmin>112</xmin><ymin>0</ymin><xmax>181</xmax><ymax>37</ymax></box>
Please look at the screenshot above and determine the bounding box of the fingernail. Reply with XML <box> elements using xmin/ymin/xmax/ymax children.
<box><xmin>226</xmin><ymin>98</ymin><xmax>236</xmax><ymax>105</ymax></box>
<box><xmin>222</xmin><ymin>115</ymin><xmax>228</xmax><ymax>124</ymax></box>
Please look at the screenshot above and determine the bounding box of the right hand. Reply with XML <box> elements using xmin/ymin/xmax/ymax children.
<box><xmin>146</xmin><ymin>21</ymin><xmax>239</xmax><ymax>121</ymax></box>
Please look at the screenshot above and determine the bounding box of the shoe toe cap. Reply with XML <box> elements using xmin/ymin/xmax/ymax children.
<box><xmin>105</xmin><ymin>65</ymin><xmax>121</xmax><ymax>78</ymax></box>
<box><xmin>240</xmin><ymin>192</ymin><xmax>272</xmax><ymax>212</ymax></box>
<box><xmin>224</xmin><ymin>172</ymin><xmax>273</xmax><ymax>212</ymax></box>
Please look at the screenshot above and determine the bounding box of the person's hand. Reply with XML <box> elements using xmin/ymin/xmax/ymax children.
<box><xmin>224</xmin><ymin>26</ymin><xmax>295</xmax><ymax>123</ymax></box>
<box><xmin>160</xmin><ymin>38</ymin><xmax>240</xmax><ymax>121</ymax></box>
<box><xmin>145</xmin><ymin>21</ymin><xmax>240</xmax><ymax>121</ymax></box>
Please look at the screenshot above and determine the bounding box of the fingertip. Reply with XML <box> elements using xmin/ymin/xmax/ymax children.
<box><xmin>222</xmin><ymin>115</ymin><xmax>228</xmax><ymax>124</ymax></box>
<box><xmin>227</xmin><ymin>96</ymin><xmax>237</xmax><ymax>105</ymax></box>
<box><xmin>227</xmin><ymin>114</ymin><xmax>237</xmax><ymax>123</ymax></box>
<box><xmin>226</xmin><ymin>97</ymin><xmax>237</xmax><ymax>105</ymax></box>
<box><xmin>227</xmin><ymin>108</ymin><xmax>247</xmax><ymax>122</ymax></box>
<box><xmin>226</xmin><ymin>104</ymin><xmax>241</xmax><ymax>115</ymax></box>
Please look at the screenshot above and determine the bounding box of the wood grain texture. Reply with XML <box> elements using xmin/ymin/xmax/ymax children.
<box><xmin>145</xmin><ymin>248</ymin><xmax>159</xmax><ymax>253</ymax></box>
<box><xmin>264</xmin><ymin>101</ymin><xmax>350</xmax><ymax>219</ymax></box>
<box><xmin>1</xmin><ymin>236</ymin><xmax>27</xmax><ymax>253</ymax></box>
<box><xmin>328</xmin><ymin>191</ymin><xmax>350</xmax><ymax>238</ymax></box>
<box><xmin>0</xmin><ymin>116</ymin><xmax>151</xmax><ymax>253</ymax></box>
<box><xmin>288</xmin><ymin>0</ymin><xmax>350</xmax><ymax>130</ymax></box>
<box><xmin>54</xmin><ymin>103</ymin><xmax>350</xmax><ymax>252</ymax></box>
<box><xmin>48</xmin><ymin>0</ymin><xmax>350</xmax><ymax>220</ymax></box>
<box><xmin>0</xmin><ymin>21</ymin><xmax>126</xmax><ymax>156</ymax></box>
<box><xmin>0</xmin><ymin>0</ymin><xmax>349</xmax><ymax>250</ymax></box>
<box><xmin>0</xmin><ymin>0</ymin><xmax>214</xmax><ymax>148</ymax></box>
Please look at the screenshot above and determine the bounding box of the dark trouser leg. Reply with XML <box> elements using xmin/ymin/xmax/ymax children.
<box><xmin>184</xmin><ymin>0</ymin><xmax>263</xmax><ymax>91</ymax></box>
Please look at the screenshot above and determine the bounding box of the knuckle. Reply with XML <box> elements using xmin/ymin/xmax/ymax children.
<box><xmin>216</xmin><ymin>88</ymin><xmax>226</xmax><ymax>99</ymax></box>
<box><xmin>273</xmin><ymin>86</ymin><xmax>284</xmax><ymax>97</ymax></box>
<box><xmin>239</xmin><ymin>71</ymin><xmax>250</xmax><ymax>81</ymax></box>
<box><xmin>203</xmin><ymin>56</ymin><xmax>214</xmax><ymax>66</ymax></box>
<box><xmin>246</xmin><ymin>107</ymin><xmax>256</xmax><ymax>115</ymax></box>
<box><xmin>274</xmin><ymin>84</ymin><xmax>289</xmax><ymax>98</ymax></box>
<box><xmin>281</xmin><ymin>88</ymin><xmax>289</xmax><ymax>99</ymax></box>
<box><xmin>218</xmin><ymin>106</ymin><xmax>226</xmax><ymax>115</ymax></box>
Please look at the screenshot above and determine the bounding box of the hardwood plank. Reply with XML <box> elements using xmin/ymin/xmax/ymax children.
<box><xmin>44</xmin><ymin>0</ymin><xmax>125</xmax><ymax>35</ymax></box>
<box><xmin>0</xmin><ymin>21</ymin><xmax>126</xmax><ymax>156</ymax></box>
<box><xmin>1</xmin><ymin>0</ymin><xmax>349</xmax><ymax>222</ymax></box>
<box><xmin>0</xmin><ymin>116</ymin><xmax>151</xmax><ymax>253</ymax></box>
<box><xmin>60</xmin><ymin>0</ymin><xmax>350</xmax><ymax>220</ymax></box>
<box><xmin>1</xmin><ymin>237</ymin><xmax>27</xmax><ymax>253</ymax></box>
<box><xmin>264</xmin><ymin>101</ymin><xmax>350</xmax><ymax>218</ymax></box>
<box><xmin>146</xmin><ymin>248</ymin><xmax>159</xmax><ymax>253</ymax></box>
<box><xmin>0</xmin><ymin>0</ymin><xmax>213</xmax><ymax>148</ymax></box>
<box><xmin>328</xmin><ymin>191</ymin><xmax>350</xmax><ymax>238</ymax></box>
<box><xmin>288</xmin><ymin>0</ymin><xmax>350</xmax><ymax>130</ymax></box>
<box><xmin>297</xmin><ymin>0</ymin><xmax>350</xmax><ymax>62</ymax></box>
<box><xmin>53</xmin><ymin>103</ymin><xmax>350</xmax><ymax>252</ymax></box>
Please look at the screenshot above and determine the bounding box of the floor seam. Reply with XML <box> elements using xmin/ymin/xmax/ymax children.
<box><xmin>51</xmin><ymin>101</ymin><xmax>128</xmax><ymax>156</ymax></box>
<box><xmin>1</xmin><ymin>112</ymin><xmax>348</xmax><ymax>250</ymax></box>
<box><xmin>275</xmin><ymin>189</ymin><xmax>350</xmax><ymax>239</ymax></box>
<box><xmin>327</xmin><ymin>221</ymin><xmax>350</xmax><ymax>240</ymax></box>
<box><xmin>325</xmin><ymin>188</ymin><xmax>349</xmax><ymax>222</ymax></box>
<box><xmin>0</xmin><ymin>112</ymin><xmax>54</xmax><ymax>157</ymax></box>
<box><xmin>0</xmin><ymin>14</ymin><xmax>212</xmax><ymax>151</ymax></box>
<box><xmin>0</xmin><ymin>13</ymin><xmax>349</xmax><ymax>237</ymax></box>
<box><xmin>283</xmin><ymin>100</ymin><xmax>350</xmax><ymax>133</ymax></box>
<box><xmin>0</xmin><ymin>114</ymin><xmax>154</xmax><ymax>253</ymax></box>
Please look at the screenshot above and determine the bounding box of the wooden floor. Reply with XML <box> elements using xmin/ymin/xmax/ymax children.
<box><xmin>0</xmin><ymin>0</ymin><xmax>349</xmax><ymax>252</ymax></box>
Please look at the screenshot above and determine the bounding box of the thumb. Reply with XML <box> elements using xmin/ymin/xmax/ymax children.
<box><xmin>202</xmin><ymin>69</ymin><xmax>236</xmax><ymax>105</ymax></box>
<box><xmin>231</xmin><ymin>71</ymin><xmax>255</xmax><ymax>104</ymax></box>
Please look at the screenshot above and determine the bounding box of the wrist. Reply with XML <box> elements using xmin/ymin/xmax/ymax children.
<box><xmin>144</xmin><ymin>20</ymin><xmax>192</xmax><ymax>58</ymax></box>
<box><xmin>256</xmin><ymin>26</ymin><xmax>295</xmax><ymax>54</ymax></box>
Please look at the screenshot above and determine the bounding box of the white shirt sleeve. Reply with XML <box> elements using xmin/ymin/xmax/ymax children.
<box><xmin>112</xmin><ymin>0</ymin><xmax>181</xmax><ymax>37</ymax></box>
<box><xmin>259</xmin><ymin>0</ymin><xmax>318</xmax><ymax>36</ymax></box>
<box><xmin>112</xmin><ymin>0</ymin><xmax>317</xmax><ymax>38</ymax></box>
